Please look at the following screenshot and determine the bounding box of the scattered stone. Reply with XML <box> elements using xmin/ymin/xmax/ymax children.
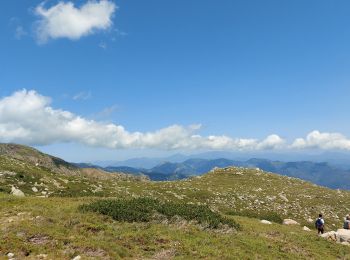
<box><xmin>302</xmin><ymin>226</ymin><xmax>311</xmax><ymax>232</ymax></box>
<box><xmin>11</xmin><ymin>186</ymin><xmax>25</xmax><ymax>197</ymax></box>
<box><xmin>307</xmin><ymin>218</ymin><xmax>314</xmax><ymax>223</ymax></box>
<box><xmin>72</xmin><ymin>256</ymin><xmax>81</xmax><ymax>260</ymax></box>
<box><xmin>32</xmin><ymin>187</ymin><xmax>38</xmax><ymax>192</ymax></box>
<box><xmin>36</xmin><ymin>254</ymin><xmax>48</xmax><ymax>259</ymax></box>
<box><xmin>260</xmin><ymin>220</ymin><xmax>272</xmax><ymax>225</ymax></box>
<box><xmin>279</xmin><ymin>194</ymin><xmax>289</xmax><ymax>202</ymax></box>
<box><xmin>283</xmin><ymin>219</ymin><xmax>299</xmax><ymax>225</ymax></box>
<box><xmin>7</xmin><ymin>253</ymin><xmax>14</xmax><ymax>258</ymax></box>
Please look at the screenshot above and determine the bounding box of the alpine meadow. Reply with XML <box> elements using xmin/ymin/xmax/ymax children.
<box><xmin>1</xmin><ymin>0</ymin><xmax>350</xmax><ymax>259</ymax></box>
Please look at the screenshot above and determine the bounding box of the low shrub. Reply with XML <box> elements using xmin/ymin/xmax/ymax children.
<box><xmin>79</xmin><ymin>197</ymin><xmax>240</xmax><ymax>230</ymax></box>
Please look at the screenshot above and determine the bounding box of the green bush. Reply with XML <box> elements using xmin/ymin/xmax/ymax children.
<box><xmin>227</xmin><ymin>210</ymin><xmax>283</xmax><ymax>224</ymax></box>
<box><xmin>79</xmin><ymin>197</ymin><xmax>240</xmax><ymax>230</ymax></box>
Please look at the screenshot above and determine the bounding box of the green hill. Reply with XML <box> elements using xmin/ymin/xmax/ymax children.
<box><xmin>0</xmin><ymin>144</ymin><xmax>350</xmax><ymax>259</ymax></box>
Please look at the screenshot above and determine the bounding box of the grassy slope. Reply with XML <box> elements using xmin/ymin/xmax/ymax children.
<box><xmin>1</xmin><ymin>151</ymin><xmax>350</xmax><ymax>259</ymax></box>
<box><xmin>0</xmin><ymin>194</ymin><xmax>349</xmax><ymax>259</ymax></box>
<box><xmin>2</xmin><ymin>154</ymin><xmax>349</xmax><ymax>226</ymax></box>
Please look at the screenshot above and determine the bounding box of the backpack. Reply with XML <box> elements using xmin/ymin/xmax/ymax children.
<box><xmin>344</xmin><ymin>221</ymin><xmax>350</xmax><ymax>229</ymax></box>
<box><xmin>315</xmin><ymin>218</ymin><xmax>323</xmax><ymax>228</ymax></box>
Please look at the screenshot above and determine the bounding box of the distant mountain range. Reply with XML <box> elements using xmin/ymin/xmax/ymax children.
<box><xmin>77</xmin><ymin>157</ymin><xmax>350</xmax><ymax>190</ymax></box>
<box><xmin>92</xmin><ymin>151</ymin><xmax>350</xmax><ymax>169</ymax></box>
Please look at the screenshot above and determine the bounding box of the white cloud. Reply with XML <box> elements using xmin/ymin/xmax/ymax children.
<box><xmin>9</xmin><ymin>17</ymin><xmax>28</xmax><ymax>40</ymax></box>
<box><xmin>3</xmin><ymin>90</ymin><xmax>349</xmax><ymax>152</ymax></box>
<box><xmin>257</xmin><ymin>134</ymin><xmax>285</xmax><ymax>150</ymax></box>
<box><xmin>0</xmin><ymin>90</ymin><xmax>287</xmax><ymax>151</ymax></box>
<box><xmin>73</xmin><ymin>91</ymin><xmax>92</xmax><ymax>101</ymax></box>
<box><xmin>34</xmin><ymin>0</ymin><xmax>116</xmax><ymax>43</ymax></box>
<box><xmin>291</xmin><ymin>130</ymin><xmax>350</xmax><ymax>150</ymax></box>
<box><xmin>15</xmin><ymin>26</ymin><xmax>28</xmax><ymax>40</ymax></box>
<box><xmin>93</xmin><ymin>105</ymin><xmax>118</xmax><ymax>119</ymax></box>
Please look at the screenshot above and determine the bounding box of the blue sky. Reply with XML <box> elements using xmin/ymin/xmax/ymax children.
<box><xmin>1</xmin><ymin>0</ymin><xmax>350</xmax><ymax>162</ymax></box>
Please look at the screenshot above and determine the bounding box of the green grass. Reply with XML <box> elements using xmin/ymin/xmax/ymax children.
<box><xmin>80</xmin><ymin>197</ymin><xmax>240</xmax><ymax>229</ymax></box>
<box><xmin>2</xmin><ymin>151</ymin><xmax>350</xmax><ymax>259</ymax></box>
<box><xmin>0</xmin><ymin>194</ymin><xmax>349</xmax><ymax>259</ymax></box>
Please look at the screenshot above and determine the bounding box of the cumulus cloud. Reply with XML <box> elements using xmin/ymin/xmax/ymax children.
<box><xmin>34</xmin><ymin>0</ymin><xmax>116</xmax><ymax>43</ymax></box>
<box><xmin>291</xmin><ymin>130</ymin><xmax>350</xmax><ymax>150</ymax></box>
<box><xmin>0</xmin><ymin>90</ymin><xmax>287</xmax><ymax>151</ymax></box>
<box><xmin>3</xmin><ymin>90</ymin><xmax>349</xmax><ymax>151</ymax></box>
<box><xmin>257</xmin><ymin>134</ymin><xmax>285</xmax><ymax>150</ymax></box>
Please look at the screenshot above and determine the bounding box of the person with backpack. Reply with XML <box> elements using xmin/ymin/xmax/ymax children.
<box><xmin>315</xmin><ymin>214</ymin><xmax>325</xmax><ymax>234</ymax></box>
<box><xmin>344</xmin><ymin>215</ymin><xmax>350</xmax><ymax>229</ymax></box>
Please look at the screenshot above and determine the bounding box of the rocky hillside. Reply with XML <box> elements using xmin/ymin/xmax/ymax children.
<box><xmin>0</xmin><ymin>144</ymin><xmax>349</xmax><ymax>227</ymax></box>
<box><xmin>0</xmin><ymin>143</ymin><xmax>148</xmax><ymax>197</ymax></box>
<box><xmin>1</xmin><ymin>144</ymin><xmax>350</xmax><ymax>258</ymax></box>
<box><xmin>0</xmin><ymin>143</ymin><xmax>79</xmax><ymax>175</ymax></box>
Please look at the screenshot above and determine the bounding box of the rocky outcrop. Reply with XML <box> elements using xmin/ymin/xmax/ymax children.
<box><xmin>337</xmin><ymin>229</ymin><xmax>350</xmax><ymax>243</ymax></box>
<box><xmin>321</xmin><ymin>229</ymin><xmax>350</xmax><ymax>245</ymax></box>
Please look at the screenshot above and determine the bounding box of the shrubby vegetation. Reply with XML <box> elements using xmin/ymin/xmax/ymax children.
<box><xmin>79</xmin><ymin>197</ymin><xmax>240</xmax><ymax>229</ymax></box>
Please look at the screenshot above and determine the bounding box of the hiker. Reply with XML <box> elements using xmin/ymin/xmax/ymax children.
<box><xmin>315</xmin><ymin>214</ymin><xmax>325</xmax><ymax>234</ymax></box>
<box><xmin>344</xmin><ymin>215</ymin><xmax>350</xmax><ymax>229</ymax></box>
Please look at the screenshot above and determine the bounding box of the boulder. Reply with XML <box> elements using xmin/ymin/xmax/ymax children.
<box><xmin>260</xmin><ymin>220</ymin><xmax>272</xmax><ymax>225</ymax></box>
<box><xmin>321</xmin><ymin>231</ymin><xmax>337</xmax><ymax>241</ymax></box>
<box><xmin>11</xmin><ymin>186</ymin><xmax>25</xmax><ymax>197</ymax></box>
<box><xmin>337</xmin><ymin>229</ymin><xmax>350</xmax><ymax>243</ymax></box>
<box><xmin>32</xmin><ymin>187</ymin><xmax>38</xmax><ymax>192</ymax></box>
<box><xmin>303</xmin><ymin>226</ymin><xmax>311</xmax><ymax>231</ymax></box>
<box><xmin>283</xmin><ymin>219</ymin><xmax>299</xmax><ymax>225</ymax></box>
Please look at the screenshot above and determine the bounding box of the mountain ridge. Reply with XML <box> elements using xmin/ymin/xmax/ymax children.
<box><xmin>88</xmin><ymin>157</ymin><xmax>350</xmax><ymax>190</ymax></box>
